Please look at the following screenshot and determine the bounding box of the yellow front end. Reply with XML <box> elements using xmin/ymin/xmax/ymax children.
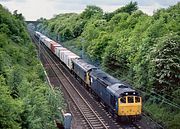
<box><xmin>118</xmin><ymin>96</ymin><xmax>142</xmax><ymax>116</ymax></box>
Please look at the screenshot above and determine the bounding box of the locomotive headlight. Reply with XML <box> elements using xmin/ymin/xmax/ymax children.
<box><xmin>133</xmin><ymin>92</ymin><xmax>135</xmax><ymax>95</ymax></box>
<box><xmin>126</xmin><ymin>93</ymin><xmax>128</xmax><ymax>95</ymax></box>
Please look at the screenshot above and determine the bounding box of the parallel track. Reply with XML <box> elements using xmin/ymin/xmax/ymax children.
<box><xmin>31</xmin><ymin>33</ymin><xmax>109</xmax><ymax>129</ymax></box>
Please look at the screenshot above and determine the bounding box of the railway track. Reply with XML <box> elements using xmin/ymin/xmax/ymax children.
<box><xmin>29</xmin><ymin>30</ymin><xmax>151</xmax><ymax>129</ymax></box>
<box><xmin>43</xmin><ymin>48</ymin><xmax>108</xmax><ymax>129</ymax></box>
<box><xmin>30</xmin><ymin>33</ymin><xmax>109</xmax><ymax>129</ymax></box>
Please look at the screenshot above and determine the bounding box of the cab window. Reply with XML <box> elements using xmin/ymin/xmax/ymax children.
<box><xmin>135</xmin><ymin>97</ymin><xmax>140</xmax><ymax>103</ymax></box>
<box><xmin>120</xmin><ymin>97</ymin><xmax>126</xmax><ymax>103</ymax></box>
<box><xmin>128</xmin><ymin>96</ymin><xmax>134</xmax><ymax>103</ymax></box>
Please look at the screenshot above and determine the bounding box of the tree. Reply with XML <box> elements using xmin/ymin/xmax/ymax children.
<box><xmin>13</xmin><ymin>10</ymin><xmax>25</xmax><ymax>21</ymax></box>
<box><xmin>116</xmin><ymin>1</ymin><xmax>138</xmax><ymax>14</ymax></box>
<box><xmin>0</xmin><ymin>4</ymin><xmax>66</xmax><ymax>128</ymax></box>
<box><xmin>151</xmin><ymin>33</ymin><xmax>180</xmax><ymax>95</ymax></box>
<box><xmin>87</xmin><ymin>32</ymin><xmax>111</xmax><ymax>61</ymax></box>
<box><xmin>81</xmin><ymin>5</ymin><xmax>103</xmax><ymax>19</ymax></box>
<box><xmin>0</xmin><ymin>76</ymin><xmax>22</xmax><ymax>129</ymax></box>
<box><xmin>104</xmin><ymin>1</ymin><xmax>138</xmax><ymax>21</ymax></box>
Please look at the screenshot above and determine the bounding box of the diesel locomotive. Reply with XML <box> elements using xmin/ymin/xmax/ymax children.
<box><xmin>34</xmin><ymin>31</ymin><xmax>142</xmax><ymax>120</ymax></box>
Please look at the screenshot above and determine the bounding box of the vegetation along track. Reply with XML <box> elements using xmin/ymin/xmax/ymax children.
<box><xmin>30</xmin><ymin>31</ymin><xmax>144</xmax><ymax>129</ymax></box>
<box><xmin>30</xmin><ymin>32</ymin><xmax>110</xmax><ymax>129</ymax></box>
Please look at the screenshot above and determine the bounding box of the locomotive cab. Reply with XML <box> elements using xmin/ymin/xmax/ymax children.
<box><xmin>118</xmin><ymin>93</ymin><xmax>142</xmax><ymax>117</ymax></box>
<box><xmin>107</xmin><ymin>83</ymin><xmax>142</xmax><ymax>120</ymax></box>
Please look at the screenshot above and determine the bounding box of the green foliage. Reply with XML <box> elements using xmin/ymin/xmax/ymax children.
<box><xmin>87</xmin><ymin>32</ymin><xmax>111</xmax><ymax>61</ymax></box>
<box><xmin>102</xmin><ymin>40</ymin><xmax>122</xmax><ymax>76</ymax></box>
<box><xmin>13</xmin><ymin>10</ymin><xmax>25</xmax><ymax>21</ymax></box>
<box><xmin>115</xmin><ymin>1</ymin><xmax>138</xmax><ymax>15</ymax></box>
<box><xmin>172</xmin><ymin>88</ymin><xmax>180</xmax><ymax>105</ymax></box>
<box><xmin>0</xmin><ymin>5</ymin><xmax>30</xmax><ymax>44</ymax></box>
<box><xmin>104</xmin><ymin>1</ymin><xmax>138</xmax><ymax>21</ymax></box>
<box><xmin>80</xmin><ymin>5</ymin><xmax>103</xmax><ymax>19</ymax></box>
<box><xmin>151</xmin><ymin>33</ymin><xmax>180</xmax><ymax>96</ymax></box>
<box><xmin>0</xmin><ymin>76</ymin><xmax>23</xmax><ymax>129</ymax></box>
<box><xmin>144</xmin><ymin>102</ymin><xmax>180</xmax><ymax>129</ymax></box>
<box><xmin>38</xmin><ymin>2</ymin><xmax>180</xmax><ymax>128</ymax></box>
<box><xmin>0</xmin><ymin>4</ymin><xmax>65</xmax><ymax>129</ymax></box>
<box><xmin>39</xmin><ymin>13</ymin><xmax>86</xmax><ymax>41</ymax></box>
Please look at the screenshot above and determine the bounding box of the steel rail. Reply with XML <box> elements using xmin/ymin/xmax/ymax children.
<box><xmin>32</xmin><ymin>34</ymin><xmax>109</xmax><ymax>129</ymax></box>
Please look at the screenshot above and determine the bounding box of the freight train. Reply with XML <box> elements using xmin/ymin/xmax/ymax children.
<box><xmin>34</xmin><ymin>31</ymin><xmax>142</xmax><ymax>120</ymax></box>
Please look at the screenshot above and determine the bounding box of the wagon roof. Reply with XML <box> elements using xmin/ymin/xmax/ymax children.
<box><xmin>44</xmin><ymin>37</ymin><xmax>52</xmax><ymax>41</ymax></box>
<box><xmin>50</xmin><ymin>41</ymin><xmax>59</xmax><ymax>44</ymax></box>
<box><xmin>40</xmin><ymin>35</ymin><xmax>46</xmax><ymax>38</ymax></box>
<box><xmin>53</xmin><ymin>44</ymin><xmax>61</xmax><ymax>46</ymax></box>
<box><xmin>68</xmin><ymin>55</ymin><xmax>80</xmax><ymax>59</ymax></box>
<box><xmin>61</xmin><ymin>50</ymin><xmax>78</xmax><ymax>56</ymax></box>
<box><xmin>56</xmin><ymin>47</ymin><xmax>66</xmax><ymax>50</ymax></box>
<box><xmin>62</xmin><ymin>51</ymin><xmax>74</xmax><ymax>54</ymax></box>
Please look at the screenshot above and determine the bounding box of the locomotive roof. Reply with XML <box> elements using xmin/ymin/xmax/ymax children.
<box><xmin>90</xmin><ymin>69</ymin><xmax>120</xmax><ymax>86</ymax></box>
<box><xmin>73</xmin><ymin>59</ymin><xmax>97</xmax><ymax>72</ymax></box>
<box><xmin>107</xmin><ymin>83</ymin><xmax>135</xmax><ymax>97</ymax></box>
<box><xmin>90</xmin><ymin>69</ymin><xmax>137</xmax><ymax>97</ymax></box>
